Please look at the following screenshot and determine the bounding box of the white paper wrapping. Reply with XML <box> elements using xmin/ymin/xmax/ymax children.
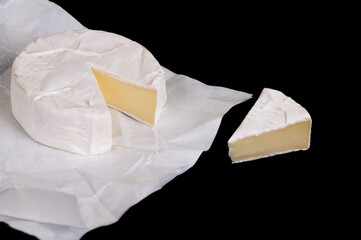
<box><xmin>0</xmin><ymin>0</ymin><xmax>252</xmax><ymax>239</ymax></box>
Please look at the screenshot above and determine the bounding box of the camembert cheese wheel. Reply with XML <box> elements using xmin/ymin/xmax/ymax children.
<box><xmin>11</xmin><ymin>29</ymin><xmax>166</xmax><ymax>155</ymax></box>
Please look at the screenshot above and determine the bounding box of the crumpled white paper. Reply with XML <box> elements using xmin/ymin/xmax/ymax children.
<box><xmin>0</xmin><ymin>0</ymin><xmax>252</xmax><ymax>239</ymax></box>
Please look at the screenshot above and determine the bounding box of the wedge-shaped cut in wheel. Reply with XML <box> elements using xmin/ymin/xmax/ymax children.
<box><xmin>228</xmin><ymin>88</ymin><xmax>311</xmax><ymax>163</ymax></box>
<box><xmin>92</xmin><ymin>69</ymin><xmax>158</xmax><ymax>126</ymax></box>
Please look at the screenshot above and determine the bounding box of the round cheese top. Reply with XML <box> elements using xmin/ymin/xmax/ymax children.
<box><xmin>11</xmin><ymin>29</ymin><xmax>166</xmax><ymax>155</ymax></box>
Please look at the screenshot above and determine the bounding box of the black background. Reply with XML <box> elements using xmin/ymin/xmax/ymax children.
<box><xmin>1</xmin><ymin>1</ymin><xmax>341</xmax><ymax>239</ymax></box>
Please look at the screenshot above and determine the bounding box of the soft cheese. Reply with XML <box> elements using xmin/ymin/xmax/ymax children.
<box><xmin>228</xmin><ymin>88</ymin><xmax>311</xmax><ymax>163</ymax></box>
<box><xmin>11</xmin><ymin>29</ymin><xmax>166</xmax><ymax>155</ymax></box>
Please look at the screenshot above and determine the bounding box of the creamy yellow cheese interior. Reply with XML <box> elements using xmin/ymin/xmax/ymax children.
<box><xmin>92</xmin><ymin>68</ymin><xmax>157</xmax><ymax>126</ymax></box>
<box><xmin>228</xmin><ymin>121</ymin><xmax>311</xmax><ymax>163</ymax></box>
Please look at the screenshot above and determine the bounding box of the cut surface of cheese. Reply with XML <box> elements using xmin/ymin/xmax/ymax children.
<box><xmin>91</xmin><ymin>69</ymin><xmax>157</xmax><ymax>126</ymax></box>
<box><xmin>228</xmin><ymin>88</ymin><xmax>311</xmax><ymax>163</ymax></box>
<box><xmin>11</xmin><ymin>29</ymin><xmax>166</xmax><ymax>155</ymax></box>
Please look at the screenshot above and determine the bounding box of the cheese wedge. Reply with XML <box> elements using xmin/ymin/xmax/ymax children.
<box><xmin>11</xmin><ymin>29</ymin><xmax>166</xmax><ymax>155</ymax></box>
<box><xmin>228</xmin><ymin>88</ymin><xmax>311</xmax><ymax>163</ymax></box>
